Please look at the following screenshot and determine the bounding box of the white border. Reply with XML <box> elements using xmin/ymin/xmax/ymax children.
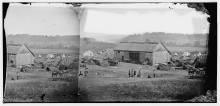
<box><xmin>0</xmin><ymin>0</ymin><xmax>219</xmax><ymax>106</ymax></box>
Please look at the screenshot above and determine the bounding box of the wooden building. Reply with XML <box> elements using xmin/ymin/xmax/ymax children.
<box><xmin>114</xmin><ymin>42</ymin><xmax>171</xmax><ymax>65</ymax></box>
<box><xmin>7</xmin><ymin>44</ymin><xmax>35</xmax><ymax>67</ymax></box>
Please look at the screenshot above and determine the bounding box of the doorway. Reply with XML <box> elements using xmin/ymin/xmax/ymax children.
<box><xmin>129</xmin><ymin>52</ymin><xmax>139</xmax><ymax>63</ymax></box>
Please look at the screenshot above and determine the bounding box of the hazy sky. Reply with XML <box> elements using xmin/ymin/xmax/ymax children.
<box><xmin>4</xmin><ymin>3</ymin><xmax>210</xmax><ymax>41</ymax></box>
<box><xmin>4</xmin><ymin>3</ymin><xmax>79</xmax><ymax>36</ymax></box>
<box><xmin>80</xmin><ymin>3</ymin><xmax>210</xmax><ymax>42</ymax></box>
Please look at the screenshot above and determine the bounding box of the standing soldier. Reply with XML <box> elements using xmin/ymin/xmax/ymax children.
<box><xmin>16</xmin><ymin>71</ymin><xmax>20</xmax><ymax>80</ymax></box>
<box><xmin>133</xmin><ymin>69</ymin><xmax>136</xmax><ymax>77</ymax></box>
<box><xmin>84</xmin><ymin>71</ymin><xmax>88</xmax><ymax>77</ymax></box>
<box><xmin>128</xmin><ymin>69</ymin><xmax>131</xmax><ymax>77</ymax></box>
<box><xmin>79</xmin><ymin>71</ymin><xmax>83</xmax><ymax>76</ymax></box>
<box><xmin>137</xmin><ymin>69</ymin><xmax>141</xmax><ymax>78</ymax></box>
<box><xmin>131</xmin><ymin>69</ymin><xmax>134</xmax><ymax>77</ymax></box>
<box><xmin>153</xmin><ymin>67</ymin><xmax>156</xmax><ymax>78</ymax></box>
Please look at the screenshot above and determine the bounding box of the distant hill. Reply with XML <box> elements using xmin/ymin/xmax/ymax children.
<box><xmin>120</xmin><ymin>32</ymin><xmax>208</xmax><ymax>47</ymax></box>
<box><xmin>7</xmin><ymin>33</ymin><xmax>207</xmax><ymax>54</ymax></box>
<box><xmin>80</xmin><ymin>37</ymin><xmax>116</xmax><ymax>53</ymax></box>
<box><xmin>6</xmin><ymin>34</ymin><xmax>80</xmax><ymax>50</ymax></box>
<box><xmin>79</xmin><ymin>32</ymin><xmax>208</xmax><ymax>53</ymax></box>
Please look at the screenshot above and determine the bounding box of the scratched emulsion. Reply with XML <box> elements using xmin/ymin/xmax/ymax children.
<box><xmin>3</xmin><ymin>3</ymin><xmax>80</xmax><ymax>102</ymax></box>
<box><xmin>78</xmin><ymin>3</ymin><xmax>215</xmax><ymax>102</ymax></box>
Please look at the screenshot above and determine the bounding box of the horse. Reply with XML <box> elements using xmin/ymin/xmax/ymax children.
<box><xmin>50</xmin><ymin>67</ymin><xmax>62</xmax><ymax>78</ymax></box>
<box><xmin>52</xmin><ymin>71</ymin><xmax>59</xmax><ymax>78</ymax></box>
<box><xmin>188</xmin><ymin>69</ymin><xmax>195</xmax><ymax>76</ymax></box>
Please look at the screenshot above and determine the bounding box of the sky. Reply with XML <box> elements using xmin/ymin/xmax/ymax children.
<box><xmin>80</xmin><ymin>3</ymin><xmax>210</xmax><ymax>42</ymax></box>
<box><xmin>4</xmin><ymin>3</ymin><xmax>210</xmax><ymax>41</ymax></box>
<box><xmin>4</xmin><ymin>3</ymin><xmax>79</xmax><ymax>36</ymax></box>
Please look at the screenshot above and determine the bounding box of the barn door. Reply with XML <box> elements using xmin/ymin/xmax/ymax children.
<box><xmin>129</xmin><ymin>52</ymin><xmax>139</xmax><ymax>63</ymax></box>
<box><xmin>122</xmin><ymin>56</ymin><xmax>124</xmax><ymax>61</ymax></box>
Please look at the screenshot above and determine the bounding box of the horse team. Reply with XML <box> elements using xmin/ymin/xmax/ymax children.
<box><xmin>49</xmin><ymin>67</ymin><xmax>69</xmax><ymax>78</ymax></box>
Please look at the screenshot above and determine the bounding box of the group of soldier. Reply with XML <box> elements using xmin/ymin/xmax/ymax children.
<box><xmin>79</xmin><ymin>64</ymin><xmax>89</xmax><ymax>77</ymax></box>
<box><xmin>128</xmin><ymin>68</ymin><xmax>142</xmax><ymax>78</ymax></box>
<box><xmin>79</xmin><ymin>70</ymin><xmax>88</xmax><ymax>77</ymax></box>
<box><xmin>79</xmin><ymin>63</ymin><xmax>147</xmax><ymax>78</ymax></box>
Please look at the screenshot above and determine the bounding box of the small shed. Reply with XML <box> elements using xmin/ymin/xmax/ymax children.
<box><xmin>114</xmin><ymin>42</ymin><xmax>171</xmax><ymax>65</ymax></box>
<box><xmin>7</xmin><ymin>44</ymin><xmax>35</xmax><ymax>67</ymax></box>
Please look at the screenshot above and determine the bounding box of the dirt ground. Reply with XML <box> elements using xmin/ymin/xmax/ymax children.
<box><xmin>4</xmin><ymin>62</ymin><xmax>205</xmax><ymax>102</ymax></box>
<box><xmin>78</xmin><ymin>62</ymin><xmax>205</xmax><ymax>102</ymax></box>
<box><xmin>4</xmin><ymin>67</ymin><xmax>78</xmax><ymax>103</ymax></box>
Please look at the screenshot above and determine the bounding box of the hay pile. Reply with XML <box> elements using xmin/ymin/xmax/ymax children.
<box><xmin>188</xmin><ymin>90</ymin><xmax>217</xmax><ymax>102</ymax></box>
<box><xmin>81</xmin><ymin>49</ymin><xmax>116</xmax><ymax>67</ymax></box>
<box><xmin>93</xmin><ymin>49</ymin><xmax>114</xmax><ymax>60</ymax></box>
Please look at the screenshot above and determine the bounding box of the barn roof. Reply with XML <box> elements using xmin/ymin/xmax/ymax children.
<box><xmin>24</xmin><ymin>44</ymin><xmax>35</xmax><ymax>56</ymax></box>
<box><xmin>7</xmin><ymin>44</ymin><xmax>35</xmax><ymax>56</ymax></box>
<box><xmin>7</xmin><ymin>44</ymin><xmax>22</xmax><ymax>54</ymax></box>
<box><xmin>114</xmin><ymin>42</ymin><xmax>159</xmax><ymax>52</ymax></box>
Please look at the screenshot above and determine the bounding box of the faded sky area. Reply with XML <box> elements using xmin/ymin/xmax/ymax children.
<box><xmin>80</xmin><ymin>3</ymin><xmax>210</xmax><ymax>42</ymax></box>
<box><xmin>4</xmin><ymin>3</ymin><xmax>79</xmax><ymax>36</ymax></box>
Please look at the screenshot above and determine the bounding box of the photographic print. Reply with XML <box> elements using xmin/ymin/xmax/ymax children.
<box><xmin>78</xmin><ymin>3</ymin><xmax>217</xmax><ymax>102</ymax></box>
<box><xmin>3</xmin><ymin>3</ymin><xmax>80</xmax><ymax>102</ymax></box>
<box><xmin>2</xmin><ymin>2</ymin><xmax>217</xmax><ymax>103</ymax></box>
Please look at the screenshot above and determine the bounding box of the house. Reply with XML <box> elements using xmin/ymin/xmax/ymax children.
<box><xmin>114</xmin><ymin>42</ymin><xmax>171</xmax><ymax>65</ymax></box>
<box><xmin>7</xmin><ymin>44</ymin><xmax>35</xmax><ymax>67</ymax></box>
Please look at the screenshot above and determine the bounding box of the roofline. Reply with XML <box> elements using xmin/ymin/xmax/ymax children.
<box><xmin>7</xmin><ymin>53</ymin><xmax>17</xmax><ymax>55</ymax></box>
<box><xmin>119</xmin><ymin>42</ymin><xmax>159</xmax><ymax>44</ymax></box>
<box><xmin>7</xmin><ymin>43</ymin><xmax>22</xmax><ymax>46</ymax></box>
<box><xmin>114</xmin><ymin>42</ymin><xmax>159</xmax><ymax>52</ymax></box>
<box><xmin>7</xmin><ymin>44</ymin><xmax>35</xmax><ymax>56</ymax></box>
<box><xmin>159</xmin><ymin>42</ymin><xmax>172</xmax><ymax>55</ymax></box>
<box><xmin>23</xmin><ymin>44</ymin><xmax>35</xmax><ymax>57</ymax></box>
<box><xmin>113</xmin><ymin>50</ymin><xmax>153</xmax><ymax>53</ymax></box>
<box><xmin>7</xmin><ymin>43</ymin><xmax>22</xmax><ymax>54</ymax></box>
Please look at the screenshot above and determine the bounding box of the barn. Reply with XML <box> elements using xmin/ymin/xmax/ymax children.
<box><xmin>7</xmin><ymin>44</ymin><xmax>35</xmax><ymax>67</ymax></box>
<box><xmin>114</xmin><ymin>42</ymin><xmax>171</xmax><ymax>65</ymax></box>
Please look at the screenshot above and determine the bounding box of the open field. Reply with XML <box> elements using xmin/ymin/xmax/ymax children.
<box><xmin>4</xmin><ymin>67</ymin><xmax>78</xmax><ymax>103</ymax></box>
<box><xmin>78</xmin><ymin>63</ymin><xmax>205</xmax><ymax>102</ymax></box>
<box><xmin>31</xmin><ymin>48</ymin><xmax>79</xmax><ymax>55</ymax></box>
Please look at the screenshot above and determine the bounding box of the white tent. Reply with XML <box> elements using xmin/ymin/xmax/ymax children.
<box><xmin>183</xmin><ymin>52</ymin><xmax>190</xmax><ymax>56</ymax></box>
<box><xmin>197</xmin><ymin>52</ymin><xmax>202</xmax><ymax>56</ymax></box>
<box><xmin>83</xmin><ymin>50</ymin><xmax>94</xmax><ymax>58</ymax></box>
